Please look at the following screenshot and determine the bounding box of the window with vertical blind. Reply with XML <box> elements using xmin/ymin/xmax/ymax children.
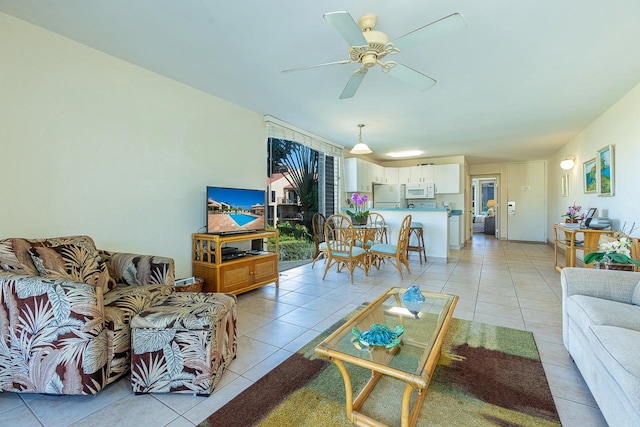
<box><xmin>264</xmin><ymin>116</ymin><xmax>343</xmax><ymax>158</ymax></box>
<box><xmin>265</xmin><ymin>116</ymin><xmax>342</xmax><ymax>227</ymax></box>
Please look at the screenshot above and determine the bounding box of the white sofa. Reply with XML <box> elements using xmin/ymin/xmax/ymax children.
<box><xmin>561</xmin><ymin>267</ymin><xmax>640</xmax><ymax>427</ymax></box>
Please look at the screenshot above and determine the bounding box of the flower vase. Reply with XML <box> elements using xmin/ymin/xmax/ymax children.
<box><xmin>350</xmin><ymin>215</ymin><xmax>368</xmax><ymax>225</ymax></box>
<box><xmin>596</xmin><ymin>262</ymin><xmax>635</xmax><ymax>271</ymax></box>
<box><xmin>564</xmin><ymin>219</ymin><xmax>578</xmax><ymax>224</ymax></box>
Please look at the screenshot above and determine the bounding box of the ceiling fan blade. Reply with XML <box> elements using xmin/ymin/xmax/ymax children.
<box><xmin>385</xmin><ymin>62</ymin><xmax>436</xmax><ymax>91</ymax></box>
<box><xmin>339</xmin><ymin>69</ymin><xmax>367</xmax><ymax>99</ymax></box>
<box><xmin>282</xmin><ymin>60</ymin><xmax>353</xmax><ymax>73</ymax></box>
<box><xmin>324</xmin><ymin>11</ymin><xmax>368</xmax><ymax>47</ymax></box>
<box><xmin>393</xmin><ymin>13</ymin><xmax>467</xmax><ymax>51</ymax></box>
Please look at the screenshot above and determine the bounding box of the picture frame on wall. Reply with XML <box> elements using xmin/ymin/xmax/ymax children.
<box><xmin>597</xmin><ymin>145</ymin><xmax>614</xmax><ymax>196</ymax></box>
<box><xmin>561</xmin><ymin>174</ymin><xmax>569</xmax><ymax>197</ymax></box>
<box><xmin>583</xmin><ymin>158</ymin><xmax>597</xmax><ymax>193</ymax></box>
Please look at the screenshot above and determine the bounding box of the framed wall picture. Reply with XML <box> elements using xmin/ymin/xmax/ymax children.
<box><xmin>561</xmin><ymin>174</ymin><xmax>569</xmax><ymax>197</ymax></box>
<box><xmin>597</xmin><ymin>145</ymin><xmax>614</xmax><ymax>196</ymax></box>
<box><xmin>583</xmin><ymin>158</ymin><xmax>597</xmax><ymax>193</ymax></box>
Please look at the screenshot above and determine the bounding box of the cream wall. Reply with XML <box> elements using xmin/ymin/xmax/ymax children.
<box><xmin>0</xmin><ymin>13</ymin><xmax>267</xmax><ymax>277</ymax></box>
<box><xmin>470</xmin><ymin>76</ymin><xmax>640</xmax><ymax>248</ymax></box>
<box><xmin>548</xmin><ymin>81</ymin><xmax>640</xmax><ymax>242</ymax></box>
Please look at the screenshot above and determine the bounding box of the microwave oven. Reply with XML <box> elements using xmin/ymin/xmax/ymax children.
<box><xmin>406</xmin><ymin>183</ymin><xmax>435</xmax><ymax>199</ymax></box>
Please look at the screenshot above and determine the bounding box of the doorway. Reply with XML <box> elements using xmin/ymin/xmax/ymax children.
<box><xmin>471</xmin><ymin>176</ymin><xmax>498</xmax><ymax>238</ymax></box>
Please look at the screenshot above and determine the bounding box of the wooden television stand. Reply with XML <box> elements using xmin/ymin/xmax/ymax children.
<box><xmin>192</xmin><ymin>230</ymin><xmax>279</xmax><ymax>294</ymax></box>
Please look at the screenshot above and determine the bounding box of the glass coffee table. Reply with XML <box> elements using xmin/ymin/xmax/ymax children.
<box><xmin>314</xmin><ymin>287</ymin><xmax>458</xmax><ymax>427</ymax></box>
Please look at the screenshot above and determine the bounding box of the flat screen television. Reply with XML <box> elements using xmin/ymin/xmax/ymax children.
<box><xmin>206</xmin><ymin>186</ymin><xmax>266</xmax><ymax>235</ymax></box>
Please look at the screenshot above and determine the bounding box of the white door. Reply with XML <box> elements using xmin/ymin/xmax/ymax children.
<box><xmin>506</xmin><ymin>161</ymin><xmax>546</xmax><ymax>242</ymax></box>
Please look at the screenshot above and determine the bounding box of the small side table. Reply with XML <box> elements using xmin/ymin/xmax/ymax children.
<box><xmin>484</xmin><ymin>216</ymin><xmax>496</xmax><ymax>235</ymax></box>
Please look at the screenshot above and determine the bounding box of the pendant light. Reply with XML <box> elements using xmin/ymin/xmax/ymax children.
<box><xmin>350</xmin><ymin>124</ymin><xmax>372</xmax><ymax>154</ymax></box>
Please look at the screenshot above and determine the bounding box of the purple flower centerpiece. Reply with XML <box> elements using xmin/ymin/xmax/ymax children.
<box><xmin>346</xmin><ymin>192</ymin><xmax>370</xmax><ymax>225</ymax></box>
<box><xmin>562</xmin><ymin>204</ymin><xmax>584</xmax><ymax>223</ymax></box>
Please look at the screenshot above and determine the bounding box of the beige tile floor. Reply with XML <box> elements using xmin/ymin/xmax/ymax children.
<box><xmin>0</xmin><ymin>234</ymin><xmax>609</xmax><ymax>426</ymax></box>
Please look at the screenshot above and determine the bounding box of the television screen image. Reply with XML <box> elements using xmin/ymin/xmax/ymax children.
<box><xmin>206</xmin><ymin>186</ymin><xmax>266</xmax><ymax>234</ymax></box>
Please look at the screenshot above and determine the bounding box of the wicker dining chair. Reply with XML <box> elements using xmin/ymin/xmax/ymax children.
<box><xmin>369</xmin><ymin>214</ymin><xmax>412</xmax><ymax>279</ymax></box>
<box><xmin>322</xmin><ymin>214</ymin><xmax>368</xmax><ymax>283</ymax></box>
<box><xmin>366</xmin><ymin>212</ymin><xmax>389</xmax><ymax>244</ymax></box>
<box><xmin>311</xmin><ymin>212</ymin><xmax>327</xmax><ymax>268</ymax></box>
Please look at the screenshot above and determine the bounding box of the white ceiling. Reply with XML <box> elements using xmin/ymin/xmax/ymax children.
<box><xmin>2</xmin><ymin>0</ymin><xmax>640</xmax><ymax>164</ymax></box>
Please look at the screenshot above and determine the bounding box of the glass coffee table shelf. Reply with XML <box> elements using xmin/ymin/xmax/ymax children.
<box><xmin>314</xmin><ymin>287</ymin><xmax>458</xmax><ymax>427</ymax></box>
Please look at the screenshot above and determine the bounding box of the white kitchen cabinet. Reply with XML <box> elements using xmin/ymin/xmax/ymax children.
<box><xmin>398</xmin><ymin>167</ymin><xmax>411</xmax><ymax>185</ymax></box>
<box><xmin>419</xmin><ymin>165</ymin><xmax>435</xmax><ymax>183</ymax></box>
<box><xmin>370</xmin><ymin>163</ymin><xmax>385</xmax><ymax>184</ymax></box>
<box><xmin>434</xmin><ymin>164</ymin><xmax>461</xmax><ymax>194</ymax></box>
<box><xmin>344</xmin><ymin>158</ymin><xmax>372</xmax><ymax>192</ymax></box>
<box><xmin>383</xmin><ymin>167</ymin><xmax>399</xmax><ymax>184</ymax></box>
<box><xmin>408</xmin><ymin>166</ymin><xmax>422</xmax><ymax>184</ymax></box>
<box><xmin>448</xmin><ymin>214</ymin><xmax>464</xmax><ymax>249</ymax></box>
<box><xmin>344</xmin><ymin>158</ymin><xmax>357</xmax><ymax>192</ymax></box>
<box><xmin>400</xmin><ymin>165</ymin><xmax>435</xmax><ymax>185</ymax></box>
<box><xmin>359</xmin><ymin>160</ymin><xmax>372</xmax><ymax>192</ymax></box>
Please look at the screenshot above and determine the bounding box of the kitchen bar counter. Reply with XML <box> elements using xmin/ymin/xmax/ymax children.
<box><xmin>368</xmin><ymin>208</ymin><xmax>450</xmax><ymax>262</ymax></box>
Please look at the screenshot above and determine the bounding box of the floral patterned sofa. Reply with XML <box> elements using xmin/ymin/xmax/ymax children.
<box><xmin>0</xmin><ymin>235</ymin><xmax>175</xmax><ymax>395</ymax></box>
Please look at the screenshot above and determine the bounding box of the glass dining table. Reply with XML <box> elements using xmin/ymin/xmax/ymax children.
<box><xmin>353</xmin><ymin>223</ymin><xmax>386</xmax><ymax>268</ymax></box>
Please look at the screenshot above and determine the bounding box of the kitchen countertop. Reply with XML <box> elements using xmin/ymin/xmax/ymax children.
<box><xmin>365</xmin><ymin>208</ymin><xmax>450</xmax><ymax>261</ymax></box>
<box><xmin>370</xmin><ymin>207</ymin><xmax>449</xmax><ymax>212</ymax></box>
<box><xmin>368</xmin><ymin>208</ymin><xmax>463</xmax><ymax>217</ymax></box>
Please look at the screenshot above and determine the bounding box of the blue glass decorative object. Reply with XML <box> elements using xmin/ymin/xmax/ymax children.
<box><xmin>352</xmin><ymin>323</ymin><xmax>404</xmax><ymax>348</ymax></box>
<box><xmin>402</xmin><ymin>285</ymin><xmax>425</xmax><ymax>319</ymax></box>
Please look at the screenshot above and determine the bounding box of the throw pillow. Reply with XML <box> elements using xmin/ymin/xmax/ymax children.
<box><xmin>28</xmin><ymin>243</ymin><xmax>116</xmax><ymax>294</ymax></box>
<box><xmin>0</xmin><ymin>236</ymin><xmax>99</xmax><ymax>275</ymax></box>
<box><xmin>0</xmin><ymin>238</ymin><xmax>48</xmax><ymax>275</ymax></box>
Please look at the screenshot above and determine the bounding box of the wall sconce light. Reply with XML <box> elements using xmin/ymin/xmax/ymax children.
<box><xmin>350</xmin><ymin>124</ymin><xmax>372</xmax><ymax>155</ymax></box>
<box><xmin>560</xmin><ymin>155</ymin><xmax>576</xmax><ymax>170</ymax></box>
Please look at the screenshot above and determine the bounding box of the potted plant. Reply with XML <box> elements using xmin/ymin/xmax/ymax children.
<box><xmin>562</xmin><ymin>204</ymin><xmax>584</xmax><ymax>223</ymax></box>
<box><xmin>346</xmin><ymin>193</ymin><xmax>370</xmax><ymax>225</ymax></box>
<box><xmin>584</xmin><ymin>235</ymin><xmax>640</xmax><ymax>271</ymax></box>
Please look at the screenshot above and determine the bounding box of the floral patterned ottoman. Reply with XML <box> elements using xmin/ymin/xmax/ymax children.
<box><xmin>130</xmin><ymin>292</ymin><xmax>237</xmax><ymax>395</ymax></box>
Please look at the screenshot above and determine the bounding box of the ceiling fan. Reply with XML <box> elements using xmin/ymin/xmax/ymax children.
<box><xmin>282</xmin><ymin>11</ymin><xmax>466</xmax><ymax>99</ymax></box>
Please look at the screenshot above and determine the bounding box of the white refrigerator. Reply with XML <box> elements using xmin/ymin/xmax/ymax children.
<box><xmin>373</xmin><ymin>184</ymin><xmax>407</xmax><ymax>208</ymax></box>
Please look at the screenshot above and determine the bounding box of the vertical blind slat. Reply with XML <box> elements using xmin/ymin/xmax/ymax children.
<box><xmin>265</xmin><ymin>117</ymin><xmax>343</xmax><ymax>157</ymax></box>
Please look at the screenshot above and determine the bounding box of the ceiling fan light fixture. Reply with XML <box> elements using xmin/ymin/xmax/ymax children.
<box><xmin>350</xmin><ymin>124</ymin><xmax>372</xmax><ymax>154</ymax></box>
<box><xmin>387</xmin><ymin>150</ymin><xmax>423</xmax><ymax>158</ymax></box>
<box><xmin>312</xmin><ymin>11</ymin><xmax>464</xmax><ymax>99</ymax></box>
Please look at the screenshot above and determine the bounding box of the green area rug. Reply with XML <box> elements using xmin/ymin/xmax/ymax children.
<box><xmin>199</xmin><ymin>312</ymin><xmax>561</xmax><ymax>427</ymax></box>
